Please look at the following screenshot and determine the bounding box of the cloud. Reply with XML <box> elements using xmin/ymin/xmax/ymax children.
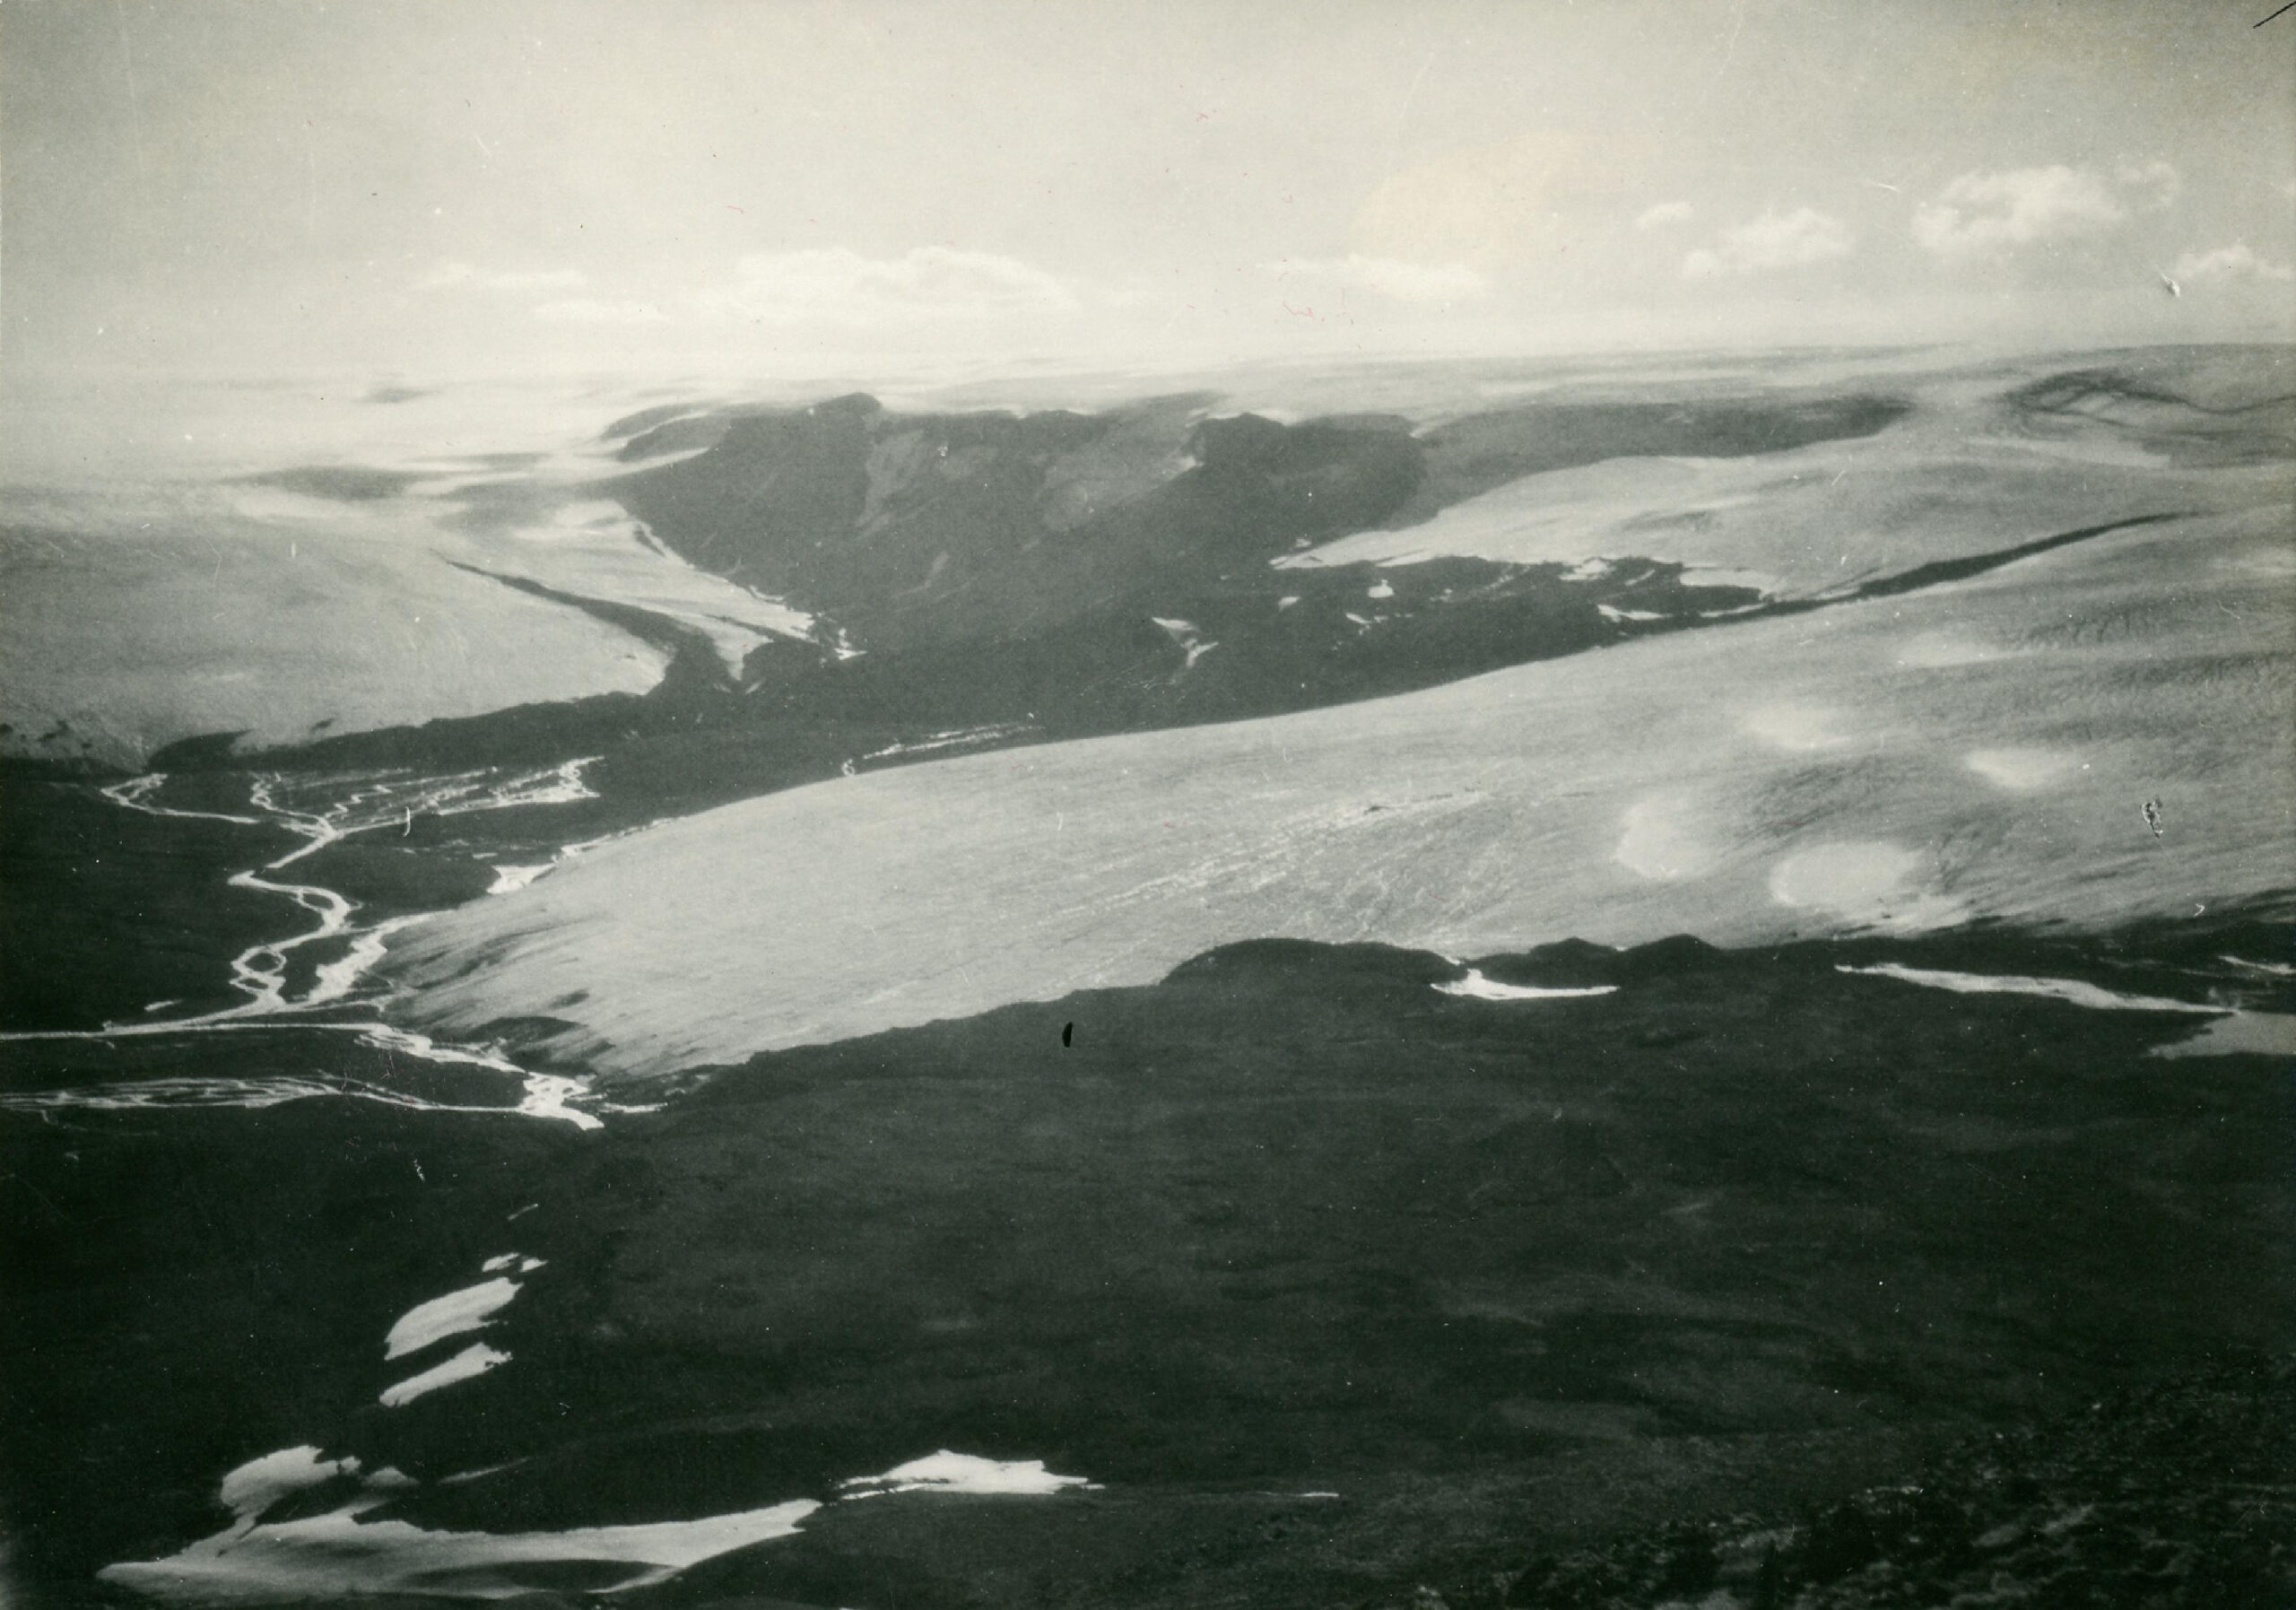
<box><xmin>1351</xmin><ymin>130</ymin><xmax>1623</xmax><ymax>267</ymax></box>
<box><xmin>1257</xmin><ymin>255</ymin><xmax>1487</xmax><ymax>305</ymax></box>
<box><xmin>1910</xmin><ymin>165</ymin><xmax>2134</xmax><ymax>264</ymax></box>
<box><xmin>1634</xmin><ymin>201</ymin><xmax>1694</xmax><ymax>231</ymax></box>
<box><xmin>418</xmin><ymin>262</ymin><xmax>588</xmax><ymax>293</ymax></box>
<box><xmin>1681</xmin><ymin>208</ymin><xmax>1853</xmax><ymax>278</ymax></box>
<box><xmin>2170</xmin><ymin>243</ymin><xmax>2295</xmax><ymax>284</ymax></box>
<box><xmin>714</xmin><ymin>247</ymin><xmax>1078</xmax><ymax>326</ymax></box>
<box><xmin>531</xmin><ymin>299</ymin><xmax>671</xmax><ymax>325</ymax></box>
<box><xmin>2116</xmin><ymin>159</ymin><xmax>2181</xmax><ymax>210</ymax></box>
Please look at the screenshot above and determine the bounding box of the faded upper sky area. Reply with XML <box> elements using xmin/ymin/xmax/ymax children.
<box><xmin>4</xmin><ymin>0</ymin><xmax>2292</xmax><ymax>382</ymax></box>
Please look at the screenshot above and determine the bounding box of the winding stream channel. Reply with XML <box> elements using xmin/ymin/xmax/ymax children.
<box><xmin>0</xmin><ymin>761</ymin><xmax>607</xmax><ymax>1127</ymax></box>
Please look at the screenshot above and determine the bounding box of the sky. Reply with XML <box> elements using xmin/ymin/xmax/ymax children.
<box><xmin>4</xmin><ymin>0</ymin><xmax>2293</xmax><ymax>382</ymax></box>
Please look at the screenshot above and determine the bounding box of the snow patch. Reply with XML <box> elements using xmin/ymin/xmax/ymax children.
<box><xmin>217</xmin><ymin>1447</ymin><xmax>360</xmax><ymax>1524</ymax></box>
<box><xmin>100</xmin><ymin>1458</ymin><xmax>814</xmax><ymax>1604</ymax></box>
<box><xmin>2151</xmin><ymin>1012</ymin><xmax>2296</xmax><ymax>1059</ymax></box>
<box><xmin>1613</xmin><ymin>795</ymin><xmax>1717</xmax><ymax>883</ymax></box>
<box><xmin>385</xmin><ymin>1277</ymin><xmax>521</xmax><ymax>1360</ymax></box>
<box><xmin>2220</xmin><ymin>953</ymin><xmax>2295</xmax><ymax>978</ymax></box>
<box><xmin>857</xmin><ymin>722</ymin><xmax>1037</xmax><ymax>766</ymax></box>
<box><xmin>839</xmin><ymin>1450</ymin><xmax>1098</xmax><ymax>1500</ymax></box>
<box><xmin>486</xmin><ymin>863</ymin><xmax>553</xmax><ymax>895</ymax></box>
<box><xmin>380</xmin><ymin>1343</ymin><xmax>511</xmax><ymax>1407</ymax></box>
<box><xmin>1966</xmin><ymin>747</ymin><xmax>2079</xmax><ymax>792</ymax></box>
<box><xmin>1436</xmin><ymin>970</ymin><xmax>1618</xmax><ymax>1002</ymax></box>
<box><xmin>1770</xmin><ymin>842</ymin><xmax>1967</xmax><ymax>932</ymax></box>
<box><xmin>1839</xmin><ymin>962</ymin><xmax>2223</xmax><ymax>1014</ymax></box>
<box><xmin>1738</xmin><ymin>702</ymin><xmax>1853</xmax><ymax>753</ymax></box>
<box><xmin>1150</xmin><ymin>616</ymin><xmax>1220</xmax><ymax>670</ymax></box>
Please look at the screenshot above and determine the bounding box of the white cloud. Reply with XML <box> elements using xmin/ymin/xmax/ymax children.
<box><xmin>418</xmin><ymin>261</ymin><xmax>588</xmax><ymax>293</ymax></box>
<box><xmin>1634</xmin><ymin>201</ymin><xmax>1694</xmax><ymax>231</ymax></box>
<box><xmin>2116</xmin><ymin>159</ymin><xmax>2181</xmax><ymax>210</ymax></box>
<box><xmin>1257</xmin><ymin>255</ymin><xmax>1487</xmax><ymax>305</ymax></box>
<box><xmin>1910</xmin><ymin>165</ymin><xmax>2130</xmax><ymax>264</ymax></box>
<box><xmin>2170</xmin><ymin>243</ymin><xmax>2296</xmax><ymax>284</ymax></box>
<box><xmin>1681</xmin><ymin>208</ymin><xmax>1853</xmax><ymax>278</ymax></box>
<box><xmin>715</xmin><ymin>247</ymin><xmax>1078</xmax><ymax>326</ymax></box>
<box><xmin>530</xmin><ymin>299</ymin><xmax>671</xmax><ymax>325</ymax></box>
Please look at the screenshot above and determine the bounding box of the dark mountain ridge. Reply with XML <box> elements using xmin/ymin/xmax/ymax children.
<box><xmin>126</xmin><ymin>385</ymin><xmax>1935</xmax><ymax>831</ymax></box>
<box><xmin>605</xmin><ymin>388</ymin><xmax>1911</xmax><ymax>655</ymax></box>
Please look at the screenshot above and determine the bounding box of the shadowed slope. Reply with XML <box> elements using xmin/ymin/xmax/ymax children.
<box><xmin>604</xmin><ymin>388</ymin><xmax>1911</xmax><ymax>654</ymax></box>
<box><xmin>29</xmin><ymin>923</ymin><xmax>2273</xmax><ymax>1607</ymax></box>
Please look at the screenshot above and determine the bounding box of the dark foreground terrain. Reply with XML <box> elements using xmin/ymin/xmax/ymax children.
<box><xmin>5</xmin><ymin>907</ymin><xmax>2290</xmax><ymax>1607</ymax></box>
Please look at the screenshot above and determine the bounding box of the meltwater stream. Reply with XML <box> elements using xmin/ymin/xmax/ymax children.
<box><xmin>4</xmin><ymin>758</ymin><xmax>1118</xmax><ymax>1606</ymax></box>
<box><xmin>0</xmin><ymin>759</ymin><xmax>608</xmax><ymax>1128</ymax></box>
